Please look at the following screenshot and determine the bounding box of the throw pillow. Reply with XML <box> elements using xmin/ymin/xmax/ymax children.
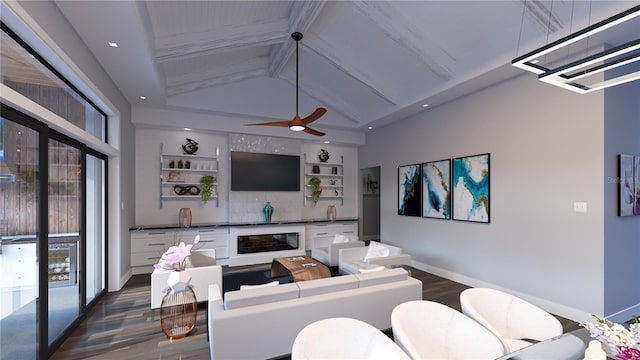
<box><xmin>333</xmin><ymin>234</ymin><xmax>350</xmax><ymax>244</ymax></box>
<box><xmin>364</xmin><ymin>242</ymin><xmax>390</xmax><ymax>261</ymax></box>
<box><xmin>239</xmin><ymin>280</ymin><xmax>279</xmax><ymax>291</ymax></box>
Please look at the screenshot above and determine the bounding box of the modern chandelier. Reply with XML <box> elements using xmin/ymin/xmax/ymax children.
<box><xmin>512</xmin><ymin>4</ymin><xmax>640</xmax><ymax>93</ymax></box>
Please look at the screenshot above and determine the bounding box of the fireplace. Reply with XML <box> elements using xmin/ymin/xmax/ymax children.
<box><xmin>237</xmin><ymin>232</ymin><xmax>299</xmax><ymax>255</ymax></box>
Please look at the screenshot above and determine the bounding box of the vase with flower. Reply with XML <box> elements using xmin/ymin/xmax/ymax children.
<box><xmin>154</xmin><ymin>234</ymin><xmax>200</xmax><ymax>292</ymax></box>
<box><xmin>580</xmin><ymin>314</ymin><xmax>639</xmax><ymax>359</ymax></box>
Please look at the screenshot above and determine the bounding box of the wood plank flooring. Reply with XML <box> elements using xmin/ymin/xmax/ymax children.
<box><xmin>50</xmin><ymin>266</ymin><xmax>580</xmax><ymax>360</ymax></box>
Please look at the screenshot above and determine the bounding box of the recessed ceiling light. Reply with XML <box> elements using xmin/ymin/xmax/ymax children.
<box><xmin>108</xmin><ymin>42</ymin><xmax>118</xmax><ymax>48</ymax></box>
<box><xmin>323</xmin><ymin>141</ymin><xmax>330</xmax><ymax>144</ymax></box>
<box><xmin>184</xmin><ymin>128</ymin><xmax>191</xmax><ymax>131</ymax></box>
<box><xmin>139</xmin><ymin>96</ymin><xmax>146</xmax><ymax>100</ymax></box>
<box><xmin>422</xmin><ymin>103</ymin><xmax>429</xmax><ymax>108</ymax></box>
<box><xmin>367</xmin><ymin>126</ymin><xmax>373</xmax><ymax>130</ymax></box>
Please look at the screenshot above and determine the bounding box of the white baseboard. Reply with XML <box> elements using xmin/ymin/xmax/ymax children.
<box><xmin>109</xmin><ymin>268</ymin><xmax>132</xmax><ymax>292</ymax></box>
<box><xmin>410</xmin><ymin>260</ymin><xmax>593</xmax><ymax>323</ymax></box>
<box><xmin>606</xmin><ymin>303</ymin><xmax>640</xmax><ymax>323</ymax></box>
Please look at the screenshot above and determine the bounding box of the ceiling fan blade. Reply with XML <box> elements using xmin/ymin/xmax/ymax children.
<box><xmin>303</xmin><ymin>127</ymin><xmax>325</xmax><ymax>136</ymax></box>
<box><xmin>301</xmin><ymin>107</ymin><xmax>327</xmax><ymax>125</ymax></box>
<box><xmin>246</xmin><ymin>120</ymin><xmax>291</xmax><ymax>127</ymax></box>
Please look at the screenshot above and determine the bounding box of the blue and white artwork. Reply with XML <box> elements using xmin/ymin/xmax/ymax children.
<box><xmin>422</xmin><ymin>159</ymin><xmax>451</xmax><ymax>219</ymax></box>
<box><xmin>398</xmin><ymin>164</ymin><xmax>421</xmax><ymax>216</ymax></box>
<box><xmin>452</xmin><ymin>154</ymin><xmax>490</xmax><ymax>223</ymax></box>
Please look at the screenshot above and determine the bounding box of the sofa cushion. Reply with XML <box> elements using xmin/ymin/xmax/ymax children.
<box><xmin>356</xmin><ymin>267</ymin><xmax>408</xmax><ymax>288</ymax></box>
<box><xmin>224</xmin><ymin>282</ymin><xmax>299</xmax><ymax>310</ymax></box>
<box><xmin>239</xmin><ymin>280</ymin><xmax>280</xmax><ymax>291</ymax></box>
<box><xmin>297</xmin><ymin>275</ymin><xmax>359</xmax><ymax>297</ymax></box>
<box><xmin>364</xmin><ymin>242</ymin><xmax>390</xmax><ymax>261</ymax></box>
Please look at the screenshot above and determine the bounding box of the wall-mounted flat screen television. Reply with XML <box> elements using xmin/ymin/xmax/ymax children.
<box><xmin>230</xmin><ymin>151</ymin><xmax>300</xmax><ymax>191</ymax></box>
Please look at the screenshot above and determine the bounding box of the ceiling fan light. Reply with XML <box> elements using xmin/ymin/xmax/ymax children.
<box><xmin>289</xmin><ymin>125</ymin><xmax>305</xmax><ymax>132</ymax></box>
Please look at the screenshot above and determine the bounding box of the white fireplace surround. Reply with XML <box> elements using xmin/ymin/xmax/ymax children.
<box><xmin>229</xmin><ymin>225</ymin><xmax>306</xmax><ymax>266</ymax></box>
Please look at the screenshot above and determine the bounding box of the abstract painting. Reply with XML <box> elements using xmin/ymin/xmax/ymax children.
<box><xmin>398</xmin><ymin>164</ymin><xmax>421</xmax><ymax>216</ymax></box>
<box><xmin>619</xmin><ymin>154</ymin><xmax>636</xmax><ymax>216</ymax></box>
<box><xmin>452</xmin><ymin>153</ymin><xmax>490</xmax><ymax>223</ymax></box>
<box><xmin>635</xmin><ymin>156</ymin><xmax>640</xmax><ymax>216</ymax></box>
<box><xmin>422</xmin><ymin>159</ymin><xmax>451</xmax><ymax>219</ymax></box>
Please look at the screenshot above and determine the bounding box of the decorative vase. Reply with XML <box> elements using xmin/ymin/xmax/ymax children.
<box><xmin>327</xmin><ymin>205</ymin><xmax>337</xmax><ymax>221</ymax></box>
<box><xmin>263</xmin><ymin>202</ymin><xmax>274</xmax><ymax>223</ymax></box>
<box><xmin>167</xmin><ymin>270</ymin><xmax>192</xmax><ymax>293</ymax></box>
<box><xmin>178</xmin><ymin>208</ymin><xmax>192</xmax><ymax>227</ymax></box>
<box><xmin>312</xmin><ymin>165</ymin><xmax>320</xmax><ymax>174</ymax></box>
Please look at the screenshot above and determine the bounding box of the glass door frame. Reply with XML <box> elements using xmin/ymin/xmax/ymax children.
<box><xmin>1</xmin><ymin>104</ymin><xmax>109</xmax><ymax>358</ymax></box>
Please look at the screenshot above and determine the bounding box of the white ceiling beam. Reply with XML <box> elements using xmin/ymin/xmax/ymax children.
<box><xmin>268</xmin><ymin>0</ymin><xmax>327</xmax><ymax>77</ymax></box>
<box><xmin>166</xmin><ymin>57</ymin><xmax>269</xmax><ymax>95</ymax></box>
<box><xmin>303</xmin><ymin>37</ymin><xmax>398</xmax><ymax>105</ymax></box>
<box><xmin>279</xmin><ymin>72</ymin><xmax>361</xmax><ymax>124</ymax></box>
<box><xmin>349</xmin><ymin>1</ymin><xmax>454</xmax><ymax>81</ymax></box>
<box><xmin>155</xmin><ymin>19</ymin><xmax>288</xmax><ymax>63</ymax></box>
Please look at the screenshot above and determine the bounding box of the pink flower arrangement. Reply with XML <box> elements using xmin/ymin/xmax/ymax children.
<box><xmin>581</xmin><ymin>314</ymin><xmax>639</xmax><ymax>359</ymax></box>
<box><xmin>153</xmin><ymin>234</ymin><xmax>200</xmax><ymax>271</ymax></box>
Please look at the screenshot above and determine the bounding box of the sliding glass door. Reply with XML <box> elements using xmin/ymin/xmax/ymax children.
<box><xmin>86</xmin><ymin>154</ymin><xmax>105</xmax><ymax>305</ymax></box>
<box><xmin>0</xmin><ymin>116</ymin><xmax>42</xmax><ymax>360</ymax></box>
<box><xmin>47</xmin><ymin>138</ymin><xmax>82</xmax><ymax>345</ymax></box>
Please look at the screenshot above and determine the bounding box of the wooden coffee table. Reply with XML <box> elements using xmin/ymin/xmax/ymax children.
<box><xmin>271</xmin><ymin>256</ymin><xmax>331</xmax><ymax>282</ymax></box>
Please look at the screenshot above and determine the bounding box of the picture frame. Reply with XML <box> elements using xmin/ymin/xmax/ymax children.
<box><xmin>398</xmin><ymin>163</ymin><xmax>422</xmax><ymax>216</ymax></box>
<box><xmin>452</xmin><ymin>153</ymin><xmax>490</xmax><ymax>223</ymax></box>
<box><xmin>422</xmin><ymin>159</ymin><xmax>451</xmax><ymax>220</ymax></box>
<box><xmin>619</xmin><ymin>154</ymin><xmax>636</xmax><ymax>216</ymax></box>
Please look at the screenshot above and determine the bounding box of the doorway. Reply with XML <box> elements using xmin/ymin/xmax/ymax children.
<box><xmin>360</xmin><ymin>166</ymin><xmax>380</xmax><ymax>242</ymax></box>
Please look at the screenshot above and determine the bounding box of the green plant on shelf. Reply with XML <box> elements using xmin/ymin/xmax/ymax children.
<box><xmin>200</xmin><ymin>175</ymin><xmax>216</xmax><ymax>203</ymax></box>
<box><xmin>309</xmin><ymin>176</ymin><xmax>322</xmax><ymax>205</ymax></box>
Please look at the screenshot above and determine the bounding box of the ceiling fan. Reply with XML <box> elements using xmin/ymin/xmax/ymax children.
<box><xmin>247</xmin><ymin>32</ymin><xmax>327</xmax><ymax>136</ymax></box>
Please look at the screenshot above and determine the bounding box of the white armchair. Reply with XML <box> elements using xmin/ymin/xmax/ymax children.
<box><xmin>310</xmin><ymin>234</ymin><xmax>364</xmax><ymax>267</ymax></box>
<box><xmin>392</xmin><ymin>300</ymin><xmax>505</xmax><ymax>359</ymax></box>
<box><xmin>151</xmin><ymin>249</ymin><xmax>223</xmax><ymax>309</ymax></box>
<box><xmin>338</xmin><ymin>242</ymin><xmax>411</xmax><ymax>275</ymax></box>
<box><xmin>460</xmin><ymin>287</ymin><xmax>563</xmax><ymax>353</ymax></box>
<box><xmin>292</xmin><ymin>317</ymin><xmax>411</xmax><ymax>360</ymax></box>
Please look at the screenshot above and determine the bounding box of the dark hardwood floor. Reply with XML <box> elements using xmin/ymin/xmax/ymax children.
<box><xmin>50</xmin><ymin>265</ymin><xmax>580</xmax><ymax>360</ymax></box>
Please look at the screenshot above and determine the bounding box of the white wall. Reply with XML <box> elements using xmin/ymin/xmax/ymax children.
<box><xmin>133</xmin><ymin>107</ymin><xmax>358</xmax><ymax>225</ymax></box>
<box><xmin>603</xmin><ymin>69</ymin><xmax>640</xmax><ymax>321</ymax></box>
<box><xmin>360</xmin><ymin>70</ymin><xmax>607</xmax><ymax>322</ymax></box>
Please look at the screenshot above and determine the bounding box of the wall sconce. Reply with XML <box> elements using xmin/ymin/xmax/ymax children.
<box><xmin>512</xmin><ymin>5</ymin><xmax>640</xmax><ymax>93</ymax></box>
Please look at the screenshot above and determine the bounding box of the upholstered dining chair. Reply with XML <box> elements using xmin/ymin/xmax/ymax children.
<box><xmin>459</xmin><ymin>287</ymin><xmax>563</xmax><ymax>354</ymax></box>
<box><xmin>291</xmin><ymin>317</ymin><xmax>410</xmax><ymax>360</ymax></box>
<box><xmin>391</xmin><ymin>300</ymin><xmax>505</xmax><ymax>360</ymax></box>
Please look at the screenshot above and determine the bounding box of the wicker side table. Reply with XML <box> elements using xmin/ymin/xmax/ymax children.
<box><xmin>160</xmin><ymin>287</ymin><xmax>198</xmax><ymax>339</ymax></box>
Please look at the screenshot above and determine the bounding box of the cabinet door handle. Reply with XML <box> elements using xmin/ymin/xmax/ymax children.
<box><xmin>316</xmin><ymin>232</ymin><xmax>329</xmax><ymax>236</ymax></box>
<box><xmin>343</xmin><ymin>231</ymin><xmax>354</xmax><ymax>234</ymax></box>
<box><xmin>147</xmin><ymin>257</ymin><xmax>158</xmax><ymax>260</ymax></box>
<box><xmin>199</xmin><ymin>230</ymin><xmax>214</xmax><ymax>233</ymax></box>
<box><xmin>147</xmin><ymin>243</ymin><xmax>166</xmax><ymax>246</ymax></box>
<box><xmin>148</xmin><ymin>232</ymin><xmax>166</xmax><ymax>235</ymax></box>
<box><xmin>199</xmin><ymin>240</ymin><xmax>214</xmax><ymax>243</ymax></box>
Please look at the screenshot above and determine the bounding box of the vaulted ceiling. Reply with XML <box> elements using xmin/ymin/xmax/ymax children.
<box><xmin>53</xmin><ymin>1</ymin><xmax>638</xmax><ymax>137</ymax></box>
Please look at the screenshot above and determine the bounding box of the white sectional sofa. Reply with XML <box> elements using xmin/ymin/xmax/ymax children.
<box><xmin>207</xmin><ymin>267</ymin><xmax>422</xmax><ymax>360</ymax></box>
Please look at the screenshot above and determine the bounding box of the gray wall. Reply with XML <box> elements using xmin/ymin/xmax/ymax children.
<box><xmin>603</xmin><ymin>67</ymin><xmax>640</xmax><ymax>319</ymax></box>
<box><xmin>360</xmin><ymin>69</ymin><xmax>612</xmax><ymax>322</ymax></box>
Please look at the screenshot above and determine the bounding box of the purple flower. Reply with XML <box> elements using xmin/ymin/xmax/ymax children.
<box><xmin>617</xmin><ymin>346</ymin><xmax>640</xmax><ymax>360</ymax></box>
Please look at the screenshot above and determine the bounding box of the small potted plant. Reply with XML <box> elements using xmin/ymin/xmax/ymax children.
<box><xmin>200</xmin><ymin>175</ymin><xmax>215</xmax><ymax>203</ymax></box>
<box><xmin>185</xmin><ymin>160</ymin><xmax>191</xmax><ymax>169</ymax></box>
<box><xmin>169</xmin><ymin>160</ymin><xmax>175</xmax><ymax>168</ymax></box>
<box><xmin>177</xmin><ymin>160</ymin><xmax>184</xmax><ymax>169</ymax></box>
<box><xmin>309</xmin><ymin>176</ymin><xmax>322</xmax><ymax>205</ymax></box>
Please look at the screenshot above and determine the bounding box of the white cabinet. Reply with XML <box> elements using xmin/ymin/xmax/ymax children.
<box><xmin>180</xmin><ymin>228</ymin><xmax>229</xmax><ymax>259</ymax></box>
<box><xmin>131</xmin><ymin>227</ymin><xmax>229</xmax><ymax>274</ymax></box>
<box><xmin>160</xmin><ymin>143</ymin><xmax>218</xmax><ymax>208</ymax></box>
<box><xmin>1</xmin><ymin>243</ymin><xmax>37</xmax><ymax>287</ymax></box>
<box><xmin>305</xmin><ymin>221</ymin><xmax>358</xmax><ymax>250</ymax></box>
<box><xmin>304</xmin><ymin>153</ymin><xmax>344</xmax><ymax>207</ymax></box>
